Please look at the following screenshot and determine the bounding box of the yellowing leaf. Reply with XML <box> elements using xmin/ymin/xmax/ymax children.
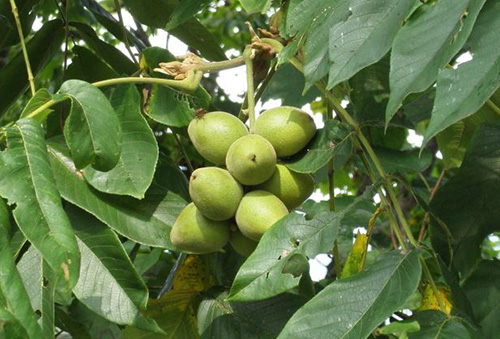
<box><xmin>122</xmin><ymin>255</ymin><xmax>214</xmax><ymax>339</ymax></box>
<box><xmin>341</xmin><ymin>232</ymin><xmax>368</xmax><ymax>279</ymax></box>
<box><xmin>418</xmin><ymin>284</ymin><xmax>453</xmax><ymax>315</ymax></box>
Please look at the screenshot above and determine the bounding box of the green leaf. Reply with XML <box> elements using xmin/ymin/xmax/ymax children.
<box><xmin>423</xmin><ymin>0</ymin><xmax>500</xmax><ymax>145</ymax></box>
<box><xmin>70</xmin><ymin>22</ymin><xmax>137</xmax><ymax>75</ymax></box>
<box><xmin>463</xmin><ymin>260</ymin><xmax>500</xmax><ymax>339</ymax></box>
<box><xmin>261</xmin><ymin>63</ymin><xmax>321</xmax><ymax>107</ymax></box>
<box><xmin>19</xmin><ymin>89</ymin><xmax>53</xmax><ymax>121</ymax></box>
<box><xmin>144</xmin><ymin>86</ymin><xmax>196</xmax><ymax>127</ymax></box>
<box><xmin>47</xmin><ymin>138</ymin><xmax>186</xmax><ymax>248</ymax></box>
<box><xmin>437</xmin><ymin>94</ymin><xmax>500</xmax><ymax>169</ymax></box>
<box><xmin>229</xmin><ymin>188</ymin><xmax>377</xmax><ymax>301</ymax></box>
<box><xmin>84</xmin><ymin>84</ymin><xmax>158</xmax><ymax>199</ymax></box>
<box><xmin>198</xmin><ymin>291</ymin><xmax>307</xmax><ymax>339</ymax></box>
<box><xmin>41</xmin><ymin>260</ymin><xmax>57</xmax><ymax>339</ymax></box>
<box><xmin>285</xmin><ymin>119</ymin><xmax>354</xmax><ymax>174</ymax></box>
<box><xmin>67</xmin><ymin>205</ymin><xmax>161</xmax><ymax>333</ymax></box>
<box><xmin>409</xmin><ymin>311</ymin><xmax>472</xmax><ymax>339</ymax></box>
<box><xmin>326</xmin><ymin>0</ymin><xmax>413</xmax><ymax>89</ymax></box>
<box><xmin>277</xmin><ymin>250</ymin><xmax>422</xmax><ymax>339</ymax></box>
<box><xmin>166</xmin><ymin>0</ymin><xmax>211</xmax><ymax>29</ymax></box>
<box><xmin>123</xmin><ymin>0</ymin><xmax>226</xmax><ymax>61</ymax></box>
<box><xmin>58</xmin><ymin>79</ymin><xmax>122</xmax><ymax>171</ymax></box>
<box><xmin>0</xmin><ymin>0</ymin><xmax>39</xmax><ymax>49</ymax></box>
<box><xmin>238</xmin><ymin>0</ymin><xmax>272</xmax><ymax>14</ymax></box>
<box><xmin>65</xmin><ymin>46</ymin><xmax>119</xmax><ymax>83</ymax></box>
<box><xmin>16</xmin><ymin>247</ymin><xmax>42</xmax><ymax>312</ymax></box>
<box><xmin>0</xmin><ymin>119</ymin><xmax>80</xmax><ymax>289</ymax></box>
<box><xmin>375</xmin><ymin>147</ymin><xmax>432</xmax><ymax>173</ymax></box>
<box><xmin>430</xmin><ymin>125</ymin><xmax>500</xmax><ymax>277</ymax></box>
<box><xmin>386</xmin><ymin>0</ymin><xmax>486</xmax><ymax>125</ymax></box>
<box><xmin>0</xmin><ymin>198</ymin><xmax>10</xmax><ymax>235</ymax></box>
<box><xmin>0</xmin><ymin>19</ymin><xmax>64</xmax><ymax>115</ymax></box>
<box><xmin>0</xmin><ymin>227</ymin><xmax>43</xmax><ymax>339</ymax></box>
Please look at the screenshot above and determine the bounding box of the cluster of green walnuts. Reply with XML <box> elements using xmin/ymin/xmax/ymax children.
<box><xmin>170</xmin><ymin>106</ymin><xmax>317</xmax><ymax>256</ymax></box>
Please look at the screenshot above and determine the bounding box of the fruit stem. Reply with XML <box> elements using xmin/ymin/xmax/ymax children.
<box><xmin>9</xmin><ymin>0</ymin><xmax>36</xmax><ymax>96</ymax></box>
<box><xmin>172</xmin><ymin>129</ymin><xmax>194</xmax><ymax>174</ymax></box>
<box><xmin>238</xmin><ymin>64</ymin><xmax>277</xmax><ymax>122</ymax></box>
<box><xmin>244</xmin><ymin>47</ymin><xmax>257</xmax><ymax>133</ymax></box>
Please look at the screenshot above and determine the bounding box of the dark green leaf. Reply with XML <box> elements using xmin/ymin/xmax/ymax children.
<box><xmin>70</xmin><ymin>22</ymin><xmax>137</xmax><ymax>75</ymax></box>
<box><xmin>424</xmin><ymin>0</ymin><xmax>500</xmax><ymax>145</ymax></box>
<box><xmin>386</xmin><ymin>0</ymin><xmax>486</xmax><ymax>124</ymax></box>
<box><xmin>409</xmin><ymin>311</ymin><xmax>472</xmax><ymax>339</ymax></box>
<box><xmin>463</xmin><ymin>260</ymin><xmax>500</xmax><ymax>339</ymax></box>
<box><xmin>0</xmin><ymin>119</ymin><xmax>80</xmax><ymax>289</ymax></box>
<box><xmin>326</xmin><ymin>0</ymin><xmax>413</xmax><ymax>89</ymax></box>
<box><xmin>0</xmin><ymin>227</ymin><xmax>42</xmax><ymax>339</ymax></box>
<box><xmin>229</xmin><ymin>188</ymin><xmax>377</xmax><ymax>301</ymax></box>
<box><xmin>285</xmin><ymin>119</ymin><xmax>354</xmax><ymax>173</ymax></box>
<box><xmin>144</xmin><ymin>86</ymin><xmax>196</xmax><ymax>127</ymax></box>
<box><xmin>198</xmin><ymin>291</ymin><xmax>307</xmax><ymax>339</ymax></box>
<box><xmin>65</xmin><ymin>46</ymin><xmax>119</xmax><ymax>83</ymax></box>
<box><xmin>238</xmin><ymin>0</ymin><xmax>272</xmax><ymax>14</ymax></box>
<box><xmin>0</xmin><ymin>0</ymin><xmax>39</xmax><ymax>49</ymax></box>
<box><xmin>375</xmin><ymin>147</ymin><xmax>432</xmax><ymax>173</ymax></box>
<box><xmin>437</xmin><ymin>93</ymin><xmax>500</xmax><ymax>169</ymax></box>
<box><xmin>261</xmin><ymin>63</ymin><xmax>321</xmax><ymax>107</ymax></box>
<box><xmin>431</xmin><ymin>125</ymin><xmax>500</xmax><ymax>277</ymax></box>
<box><xmin>17</xmin><ymin>247</ymin><xmax>42</xmax><ymax>312</ymax></box>
<box><xmin>47</xmin><ymin>139</ymin><xmax>186</xmax><ymax>248</ymax></box>
<box><xmin>41</xmin><ymin>261</ymin><xmax>57</xmax><ymax>339</ymax></box>
<box><xmin>58</xmin><ymin>79</ymin><xmax>122</xmax><ymax>171</ymax></box>
<box><xmin>84</xmin><ymin>84</ymin><xmax>158</xmax><ymax>199</ymax></box>
<box><xmin>0</xmin><ymin>19</ymin><xmax>64</xmax><ymax>115</ymax></box>
<box><xmin>277</xmin><ymin>250</ymin><xmax>422</xmax><ymax>339</ymax></box>
<box><xmin>166</xmin><ymin>0</ymin><xmax>211</xmax><ymax>29</ymax></box>
<box><xmin>67</xmin><ymin>205</ymin><xmax>161</xmax><ymax>332</ymax></box>
<box><xmin>0</xmin><ymin>198</ymin><xmax>10</xmax><ymax>235</ymax></box>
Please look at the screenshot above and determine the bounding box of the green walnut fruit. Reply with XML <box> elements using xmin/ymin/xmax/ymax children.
<box><xmin>256</xmin><ymin>164</ymin><xmax>315</xmax><ymax>210</ymax></box>
<box><xmin>189</xmin><ymin>167</ymin><xmax>243</xmax><ymax>221</ymax></box>
<box><xmin>229</xmin><ymin>226</ymin><xmax>258</xmax><ymax>257</ymax></box>
<box><xmin>235</xmin><ymin>190</ymin><xmax>288</xmax><ymax>241</ymax></box>
<box><xmin>170</xmin><ymin>203</ymin><xmax>230</xmax><ymax>254</ymax></box>
<box><xmin>226</xmin><ymin>134</ymin><xmax>277</xmax><ymax>185</ymax></box>
<box><xmin>188</xmin><ymin>111</ymin><xmax>248</xmax><ymax>165</ymax></box>
<box><xmin>255</xmin><ymin>106</ymin><xmax>316</xmax><ymax>157</ymax></box>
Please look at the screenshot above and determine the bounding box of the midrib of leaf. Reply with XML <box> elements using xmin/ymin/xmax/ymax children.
<box><xmin>16</xmin><ymin>125</ymin><xmax>73</xmax><ymax>256</ymax></box>
<box><xmin>338</xmin><ymin>251</ymin><xmax>414</xmax><ymax>339</ymax></box>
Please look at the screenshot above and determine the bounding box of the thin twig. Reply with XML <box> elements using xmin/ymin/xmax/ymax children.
<box><xmin>418</xmin><ymin>168</ymin><xmax>446</xmax><ymax>242</ymax></box>
<box><xmin>171</xmin><ymin>130</ymin><xmax>194</xmax><ymax>174</ymax></box>
<box><xmin>9</xmin><ymin>0</ymin><xmax>36</xmax><ymax>96</ymax></box>
<box><xmin>157</xmin><ymin>253</ymin><xmax>186</xmax><ymax>299</ymax></box>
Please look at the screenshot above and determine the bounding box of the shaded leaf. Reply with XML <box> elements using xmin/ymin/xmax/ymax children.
<box><xmin>375</xmin><ymin>147</ymin><xmax>433</xmax><ymax>173</ymax></box>
<box><xmin>0</xmin><ymin>0</ymin><xmax>39</xmax><ymax>49</ymax></box>
<box><xmin>326</xmin><ymin>0</ymin><xmax>413</xmax><ymax>89</ymax></box>
<box><xmin>41</xmin><ymin>261</ymin><xmax>57</xmax><ymax>339</ymax></box>
<box><xmin>65</xmin><ymin>46</ymin><xmax>119</xmax><ymax>83</ymax></box>
<box><xmin>424</xmin><ymin>0</ymin><xmax>500</xmax><ymax>144</ymax></box>
<box><xmin>277</xmin><ymin>250</ymin><xmax>421</xmax><ymax>339</ymax></box>
<box><xmin>47</xmin><ymin>138</ymin><xmax>186</xmax><ymax>248</ymax></box>
<box><xmin>19</xmin><ymin>89</ymin><xmax>53</xmax><ymax>121</ymax></box>
<box><xmin>285</xmin><ymin>119</ymin><xmax>354</xmax><ymax>174</ymax></box>
<box><xmin>229</xmin><ymin>188</ymin><xmax>377</xmax><ymax>301</ymax></box>
<box><xmin>0</xmin><ymin>19</ymin><xmax>64</xmax><ymax>115</ymax></box>
<box><xmin>0</xmin><ymin>119</ymin><xmax>80</xmax><ymax>289</ymax></box>
<box><xmin>261</xmin><ymin>63</ymin><xmax>321</xmax><ymax>107</ymax></box>
<box><xmin>144</xmin><ymin>86</ymin><xmax>196</xmax><ymax>127</ymax></box>
<box><xmin>58</xmin><ymin>79</ymin><xmax>122</xmax><ymax>171</ymax></box>
<box><xmin>198</xmin><ymin>291</ymin><xmax>307</xmax><ymax>339</ymax></box>
<box><xmin>463</xmin><ymin>260</ymin><xmax>500</xmax><ymax>339</ymax></box>
<box><xmin>386</xmin><ymin>0</ymin><xmax>486</xmax><ymax>124</ymax></box>
<box><xmin>70</xmin><ymin>21</ymin><xmax>137</xmax><ymax>75</ymax></box>
<box><xmin>430</xmin><ymin>125</ymin><xmax>500</xmax><ymax>277</ymax></box>
<box><xmin>166</xmin><ymin>0</ymin><xmax>211</xmax><ymax>29</ymax></box>
<box><xmin>238</xmin><ymin>0</ymin><xmax>272</xmax><ymax>14</ymax></box>
<box><xmin>0</xmin><ymin>227</ymin><xmax>42</xmax><ymax>339</ymax></box>
<box><xmin>409</xmin><ymin>311</ymin><xmax>472</xmax><ymax>339</ymax></box>
<box><xmin>84</xmin><ymin>84</ymin><xmax>158</xmax><ymax>199</ymax></box>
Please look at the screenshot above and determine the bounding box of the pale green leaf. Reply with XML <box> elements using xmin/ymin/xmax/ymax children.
<box><xmin>58</xmin><ymin>79</ymin><xmax>122</xmax><ymax>171</ymax></box>
<box><xmin>424</xmin><ymin>0</ymin><xmax>500</xmax><ymax>144</ymax></box>
<box><xmin>277</xmin><ymin>251</ymin><xmax>421</xmax><ymax>339</ymax></box>
<box><xmin>19</xmin><ymin>89</ymin><xmax>53</xmax><ymax>121</ymax></box>
<box><xmin>386</xmin><ymin>0</ymin><xmax>486</xmax><ymax>125</ymax></box>
<box><xmin>84</xmin><ymin>84</ymin><xmax>158</xmax><ymax>199</ymax></box>
<box><xmin>239</xmin><ymin>0</ymin><xmax>272</xmax><ymax>14</ymax></box>
<box><xmin>0</xmin><ymin>119</ymin><xmax>80</xmax><ymax>289</ymax></box>
<box><xmin>326</xmin><ymin>0</ymin><xmax>413</xmax><ymax>89</ymax></box>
